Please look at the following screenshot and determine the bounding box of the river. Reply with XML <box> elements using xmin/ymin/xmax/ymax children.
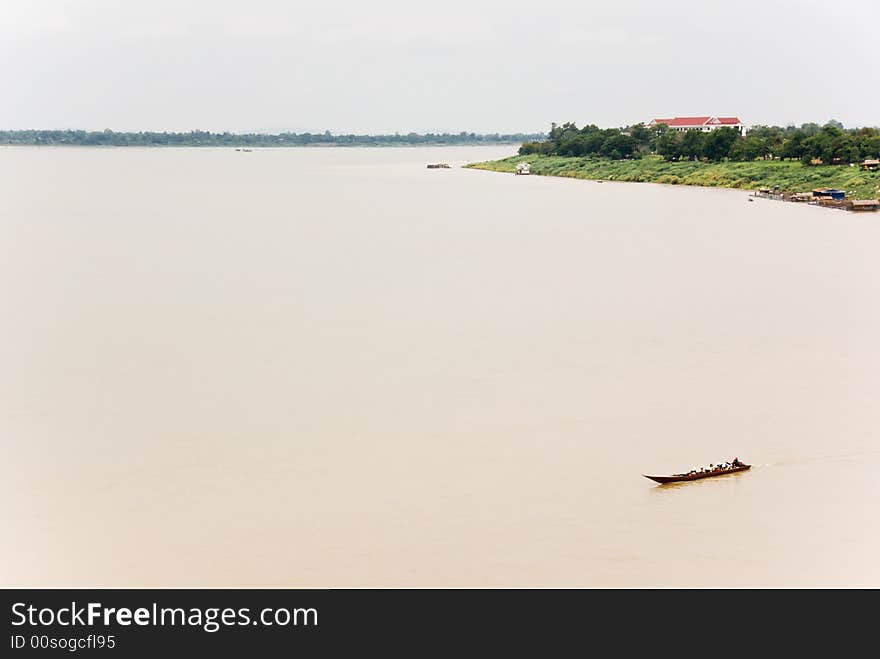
<box><xmin>2</xmin><ymin>145</ymin><xmax>878</xmax><ymax>586</ymax></box>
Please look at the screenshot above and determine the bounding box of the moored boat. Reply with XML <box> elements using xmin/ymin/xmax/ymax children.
<box><xmin>643</xmin><ymin>462</ymin><xmax>750</xmax><ymax>484</ymax></box>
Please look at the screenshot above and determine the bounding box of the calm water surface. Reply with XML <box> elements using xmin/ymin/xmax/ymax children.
<box><xmin>1</xmin><ymin>146</ymin><xmax>879</xmax><ymax>586</ymax></box>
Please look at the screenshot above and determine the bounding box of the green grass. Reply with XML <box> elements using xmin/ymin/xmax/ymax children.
<box><xmin>465</xmin><ymin>155</ymin><xmax>880</xmax><ymax>200</ymax></box>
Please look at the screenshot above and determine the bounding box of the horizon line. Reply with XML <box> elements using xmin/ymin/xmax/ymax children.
<box><xmin>1</xmin><ymin>128</ymin><xmax>547</xmax><ymax>136</ymax></box>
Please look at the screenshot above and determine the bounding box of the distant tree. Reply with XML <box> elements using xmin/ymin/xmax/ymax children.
<box><xmin>803</xmin><ymin>132</ymin><xmax>834</xmax><ymax>164</ymax></box>
<box><xmin>701</xmin><ymin>127</ymin><xmax>739</xmax><ymax>161</ymax></box>
<box><xmin>651</xmin><ymin>122</ymin><xmax>670</xmax><ymax>137</ymax></box>
<box><xmin>656</xmin><ymin>130</ymin><xmax>682</xmax><ymax>160</ymax></box>
<box><xmin>860</xmin><ymin>135</ymin><xmax>880</xmax><ymax>158</ymax></box>
<box><xmin>582</xmin><ymin>130</ymin><xmax>609</xmax><ymax>154</ymax></box>
<box><xmin>518</xmin><ymin>141</ymin><xmax>542</xmax><ymax>155</ymax></box>
<box><xmin>509</xmin><ymin>118</ymin><xmax>880</xmax><ymax>164</ymax></box>
<box><xmin>730</xmin><ymin>135</ymin><xmax>766</xmax><ymax>161</ymax></box>
<box><xmin>557</xmin><ymin>134</ymin><xmax>587</xmax><ymax>156</ymax></box>
<box><xmin>627</xmin><ymin>123</ymin><xmax>654</xmax><ymax>154</ymax></box>
<box><xmin>600</xmin><ymin>133</ymin><xmax>636</xmax><ymax>159</ymax></box>
<box><xmin>680</xmin><ymin>129</ymin><xmax>704</xmax><ymax>161</ymax></box>
<box><xmin>0</xmin><ymin>129</ymin><xmax>545</xmax><ymax>148</ymax></box>
<box><xmin>779</xmin><ymin>135</ymin><xmax>806</xmax><ymax>161</ymax></box>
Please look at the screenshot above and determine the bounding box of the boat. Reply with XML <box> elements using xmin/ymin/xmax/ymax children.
<box><xmin>515</xmin><ymin>163</ymin><xmax>530</xmax><ymax>175</ymax></box>
<box><xmin>643</xmin><ymin>462</ymin><xmax>751</xmax><ymax>484</ymax></box>
<box><xmin>427</xmin><ymin>163</ymin><xmax>450</xmax><ymax>169</ymax></box>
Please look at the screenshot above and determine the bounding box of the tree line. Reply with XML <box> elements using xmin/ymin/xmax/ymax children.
<box><xmin>0</xmin><ymin>129</ymin><xmax>545</xmax><ymax>147</ymax></box>
<box><xmin>519</xmin><ymin>121</ymin><xmax>880</xmax><ymax>164</ymax></box>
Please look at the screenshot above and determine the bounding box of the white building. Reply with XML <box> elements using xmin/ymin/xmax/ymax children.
<box><xmin>648</xmin><ymin>116</ymin><xmax>745</xmax><ymax>133</ymax></box>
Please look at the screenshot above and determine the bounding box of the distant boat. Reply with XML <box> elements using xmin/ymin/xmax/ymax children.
<box><xmin>643</xmin><ymin>462</ymin><xmax>751</xmax><ymax>484</ymax></box>
<box><xmin>515</xmin><ymin>163</ymin><xmax>530</xmax><ymax>175</ymax></box>
<box><xmin>242</xmin><ymin>148</ymin><xmax>253</xmax><ymax>152</ymax></box>
<box><xmin>427</xmin><ymin>163</ymin><xmax>450</xmax><ymax>169</ymax></box>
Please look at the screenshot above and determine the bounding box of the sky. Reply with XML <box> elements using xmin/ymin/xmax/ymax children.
<box><xmin>2</xmin><ymin>0</ymin><xmax>878</xmax><ymax>134</ymax></box>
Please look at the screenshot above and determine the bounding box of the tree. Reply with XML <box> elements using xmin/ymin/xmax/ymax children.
<box><xmin>600</xmin><ymin>133</ymin><xmax>636</xmax><ymax>159</ymax></box>
<box><xmin>680</xmin><ymin>129</ymin><xmax>704</xmax><ymax>161</ymax></box>
<box><xmin>730</xmin><ymin>136</ymin><xmax>766</xmax><ymax>161</ymax></box>
<box><xmin>701</xmin><ymin>127</ymin><xmax>739</xmax><ymax>161</ymax></box>
<box><xmin>627</xmin><ymin>123</ymin><xmax>654</xmax><ymax>154</ymax></box>
<box><xmin>581</xmin><ymin>131</ymin><xmax>607</xmax><ymax>154</ymax></box>
<box><xmin>779</xmin><ymin>136</ymin><xmax>806</xmax><ymax>161</ymax></box>
<box><xmin>656</xmin><ymin>130</ymin><xmax>682</xmax><ymax>160</ymax></box>
<box><xmin>803</xmin><ymin>133</ymin><xmax>833</xmax><ymax>164</ymax></box>
<box><xmin>860</xmin><ymin>136</ymin><xmax>880</xmax><ymax>159</ymax></box>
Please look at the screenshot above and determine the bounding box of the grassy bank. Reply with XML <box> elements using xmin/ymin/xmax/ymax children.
<box><xmin>465</xmin><ymin>154</ymin><xmax>880</xmax><ymax>200</ymax></box>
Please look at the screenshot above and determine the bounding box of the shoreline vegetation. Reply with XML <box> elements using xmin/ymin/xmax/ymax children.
<box><xmin>0</xmin><ymin>129</ymin><xmax>544</xmax><ymax>147</ymax></box>
<box><xmin>465</xmin><ymin>120</ymin><xmax>880</xmax><ymax>200</ymax></box>
<box><xmin>465</xmin><ymin>154</ymin><xmax>880</xmax><ymax>200</ymax></box>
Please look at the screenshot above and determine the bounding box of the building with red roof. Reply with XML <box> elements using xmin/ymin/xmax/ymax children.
<box><xmin>648</xmin><ymin>116</ymin><xmax>745</xmax><ymax>133</ymax></box>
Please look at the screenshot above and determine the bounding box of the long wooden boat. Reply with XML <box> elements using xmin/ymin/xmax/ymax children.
<box><xmin>643</xmin><ymin>464</ymin><xmax>750</xmax><ymax>484</ymax></box>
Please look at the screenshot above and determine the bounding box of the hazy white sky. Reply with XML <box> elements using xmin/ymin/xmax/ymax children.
<box><xmin>2</xmin><ymin>0</ymin><xmax>878</xmax><ymax>133</ymax></box>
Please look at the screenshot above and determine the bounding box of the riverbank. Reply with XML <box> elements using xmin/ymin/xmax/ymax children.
<box><xmin>465</xmin><ymin>154</ymin><xmax>880</xmax><ymax>200</ymax></box>
<box><xmin>0</xmin><ymin>129</ymin><xmax>543</xmax><ymax>148</ymax></box>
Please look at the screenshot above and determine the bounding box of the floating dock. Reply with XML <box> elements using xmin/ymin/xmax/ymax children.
<box><xmin>751</xmin><ymin>189</ymin><xmax>879</xmax><ymax>212</ymax></box>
